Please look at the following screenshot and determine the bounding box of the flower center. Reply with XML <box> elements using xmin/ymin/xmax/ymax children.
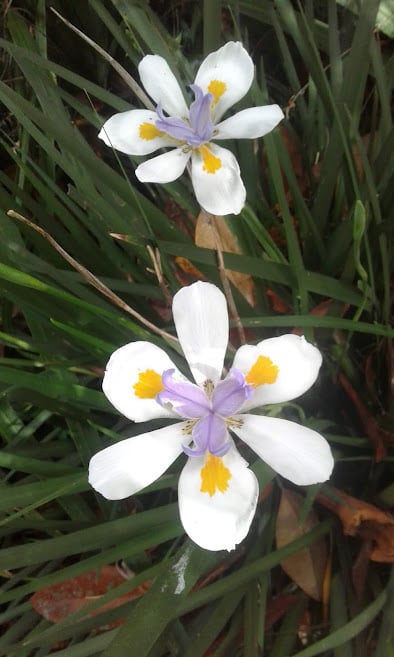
<box><xmin>156</xmin><ymin>368</ymin><xmax>252</xmax><ymax>457</ymax></box>
<box><xmin>154</xmin><ymin>84</ymin><xmax>215</xmax><ymax>148</ymax></box>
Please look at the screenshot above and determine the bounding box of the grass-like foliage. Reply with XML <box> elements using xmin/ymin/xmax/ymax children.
<box><xmin>0</xmin><ymin>1</ymin><xmax>393</xmax><ymax>655</ymax></box>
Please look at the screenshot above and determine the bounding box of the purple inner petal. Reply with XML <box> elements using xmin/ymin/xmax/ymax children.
<box><xmin>188</xmin><ymin>84</ymin><xmax>215</xmax><ymax>142</ymax></box>
<box><xmin>155</xmin><ymin>85</ymin><xmax>215</xmax><ymax>148</ymax></box>
<box><xmin>183</xmin><ymin>413</ymin><xmax>231</xmax><ymax>457</ymax></box>
<box><xmin>156</xmin><ymin>369</ymin><xmax>210</xmax><ymax>418</ymax></box>
<box><xmin>155</xmin><ymin>105</ymin><xmax>197</xmax><ymax>144</ymax></box>
<box><xmin>212</xmin><ymin>369</ymin><xmax>253</xmax><ymax>416</ymax></box>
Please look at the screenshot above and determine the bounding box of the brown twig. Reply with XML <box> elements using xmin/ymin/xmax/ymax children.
<box><xmin>201</xmin><ymin>211</ymin><xmax>246</xmax><ymax>345</ymax></box>
<box><xmin>8</xmin><ymin>210</ymin><xmax>178</xmax><ymax>344</ymax></box>
<box><xmin>50</xmin><ymin>7</ymin><xmax>154</xmax><ymax>110</ymax></box>
<box><xmin>146</xmin><ymin>245</ymin><xmax>173</xmax><ymax>306</ymax></box>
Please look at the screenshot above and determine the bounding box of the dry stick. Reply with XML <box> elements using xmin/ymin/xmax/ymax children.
<box><xmin>46</xmin><ymin>11</ymin><xmax>243</xmax><ymax>348</ymax></box>
<box><xmin>284</xmin><ymin>46</ymin><xmax>352</xmax><ymax>118</ymax></box>
<box><xmin>146</xmin><ymin>245</ymin><xmax>173</xmax><ymax>307</ymax></box>
<box><xmin>202</xmin><ymin>211</ymin><xmax>246</xmax><ymax>346</ymax></box>
<box><xmin>8</xmin><ymin>210</ymin><xmax>178</xmax><ymax>344</ymax></box>
<box><xmin>49</xmin><ymin>7</ymin><xmax>154</xmax><ymax>111</ymax></box>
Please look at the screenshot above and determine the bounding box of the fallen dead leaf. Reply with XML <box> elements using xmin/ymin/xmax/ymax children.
<box><xmin>265</xmin><ymin>288</ymin><xmax>291</xmax><ymax>314</ymax></box>
<box><xmin>276</xmin><ymin>490</ymin><xmax>328</xmax><ymax>601</ymax></box>
<box><xmin>195</xmin><ymin>210</ymin><xmax>255</xmax><ymax>307</ymax></box>
<box><xmin>31</xmin><ymin>565</ymin><xmax>150</xmax><ymax>625</ymax></box>
<box><xmin>317</xmin><ymin>487</ymin><xmax>394</xmax><ymax>562</ymax></box>
<box><xmin>175</xmin><ymin>256</ymin><xmax>206</xmax><ymax>284</ymax></box>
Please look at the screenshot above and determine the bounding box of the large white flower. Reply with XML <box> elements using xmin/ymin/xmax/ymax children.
<box><xmin>89</xmin><ymin>282</ymin><xmax>334</xmax><ymax>551</ymax></box>
<box><xmin>98</xmin><ymin>42</ymin><xmax>284</xmax><ymax>215</ymax></box>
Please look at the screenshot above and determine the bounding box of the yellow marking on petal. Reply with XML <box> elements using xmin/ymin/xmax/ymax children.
<box><xmin>245</xmin><ymin>355</ymin><xmax>279</xmax><ymax>387</ymax></box>
<box><xmin>200</xmin><ymin>454</ymin><xmax>231</xmax><ymax>497</ymax></box>
<box><xmin>139</xmin><ymin>122</ymin><xmax>164</xmax><ymax>141</ymax></box>
<box><xmin>133</xmin><ymin>369</ymin><xmax>164</xmax><ymax>398</ymax></box>
<box><xmin>208</xmin><ymin>80</ymin><xmax>227</xmax><ymax>106</ymax></box>
<box><xmin>199</xmin><ymin>145</ymin><xmax>222</xmax><ymax>174</ymax></box>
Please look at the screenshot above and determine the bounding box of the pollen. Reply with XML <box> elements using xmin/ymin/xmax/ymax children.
<box><xmin>200</xmin><ymin>454</ymin><xmax>231</xmax><ymax>497</ymax></box>
<box><xmin>245</xmin><ymin>355</ymin><xmax>279</xmax><ymax>387</ymax></box>
<box><xmin>199</xmin><ymin>145</ymin><xmax>221</xmax><ymax>174</ymax></box>
<box><xmin>133</xmin><ymin>369</ymin><xmax>164</xmax><ymax>398</ymax></box>
<box><xmin>139</xmin><ymin>122</ymin><xmax>164</xmax><ymax>140</ymax></box>
<box><xmin>208</xmin><ymin>80</ymin><xmax>227</xmax><ymax>106</ymax></box>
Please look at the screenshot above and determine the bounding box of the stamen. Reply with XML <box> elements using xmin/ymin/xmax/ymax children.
<box><xmin>245</xmin><ymin>355</ymin><xmax>279</xmax><ymax>387</ymax></box>
<box><xmin>226</xmin><ymin>417</ymin><xmax>243</xmax><ymax>429</ymax></box>
<box><xmin>182</xmin><ymin>419</ymin><xmax>198</xmax><ymax>435</ymax></box>
<box><xmin>203</xmin><ymin>379</ymin><xmax>215</xmax><ymax>397</ymax></box>
<box><xmin>139</xmin><ymin>122</ymin><xmax>164</xmax><ymax>140</ymax></box>
<box><xmin>208</xmin><ymin>80</ymin><xmax>227</xmax><ymax>106</ymax></box>
<box><xmin>133</xmin><ymin>369</ymin><xmax>164</xmax><ymax>398</ymax></box>
<box><xmin>200</xmin><ymin>454</ymin><xmax>231</xmax><ymax>496</ymax></box>
<box><xmin>199</xmin><ymin>145</ymin><xmax>221</xmax><ymax>174</ymax></box>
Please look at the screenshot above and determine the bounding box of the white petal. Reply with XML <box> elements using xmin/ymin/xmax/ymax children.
<box><xmin>138</xmin><ymin>55</ymin><xmax>188</xmax><ymax>118</ymax></box>
<box><xmin>172</xmin><ymin>281</ymin><xmax>228</xmax><ymax>386</ymax></box>
<box><xmin>136</xmin><ymin>148</ymin><xmax>190</xmax><ymax>183</ymax></box>
<box><xmin>194</xmin><ymin>42</ymin><xmax>254</xmax><ymax>122</ymax></box>
<box><xmin>89</xmin><ymin>422</ymin><xmax>188</xmax><ymax>500</ymax></box>
<box><xmin>98</xmin><ymin>110</ymin><xmax>175</xmax><ymax>155</ymax></box>
<box><xmin>102</xmin><ymin>342</ymin><xmax>181</xmax><ymax>422</ymax></box>
<box><xmin>215</xmin><ymin>105</ymin><xmax>284</xmax><ymax>140</ymax></box>
<box><xmin>232</xmin><ymin>334</ymin><xmax>323</xmax><ymax>409</ymax></box>
<box><xmin>178</xmin><ymin>446</ymin><xmax>258</xmax><ymax>551</ymax></box>
<box><xmin>191</xmin><ymin>144</ymin><xmax>246</xmax><ymax>215</ymax></box>
<box><xmin>233</xmin><ymin>414</ymin><xmax>334</xmax><ymax>486</ymax></box>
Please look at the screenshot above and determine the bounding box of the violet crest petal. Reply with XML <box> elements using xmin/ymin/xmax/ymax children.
<box><xmin>182</xmin><ymin>443</ymin><xmax>208</xmax><ymax>458</ymax></box>
<box><xmin>157</xmin><ymin>370</ymin><xmax>210</xmax><ymax>418</ymax></box>
<box><xmin>212</xmin><ymin>373</ymin><xmax>251</xmax><ymax>416</ymax></box>
<box><xmin>193</xmin><ymin>413</ymin><xmax>229</xmax><ymax>455</ymax></box>
<box><xmin>188</xmin><ymin>84</ymin><xmax>215</xmax><ymax>140</ymax></box>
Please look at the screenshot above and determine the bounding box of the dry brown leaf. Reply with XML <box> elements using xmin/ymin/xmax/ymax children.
<box><xmin>31</xmin><ymin>565</ymin><xmax>150</xmax><ymax>626</ymax></box>
<box><xmin>265</xmin><ymin>288</ymin><xmax>291</xmax><ymax>314</ymax></box>
<box><xmin>195</xmin><ymin>210</ymin><xmax>255</xmax><ymax>307</ymax></box>
<box><xmin>276</xmin><ymin>490</ymin><xmax>328</xmax><ymax>601</ymax></box>
<box><xmin>175</xmin><ymin>256</ymin><xmax>206</xmax><ymax>285</ymax></box>
<box><xmin>317</xmin><ymin>487</ymin><xmax>394</xmax><ymax>562</ymax></box>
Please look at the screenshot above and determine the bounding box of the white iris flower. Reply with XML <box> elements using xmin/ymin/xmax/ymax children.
<box><xmin>89</xmin><ymin>282</ymin><xmax>334</xmax><ymax>552</ymax></box>
<box><xmin>98</xmin><ymin>41</ymin><xmax>284</xmax><ymax>215</ymax></box>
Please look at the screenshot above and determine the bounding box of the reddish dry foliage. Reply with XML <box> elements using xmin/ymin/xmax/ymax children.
<box><xmin>317</xmin><ymin>487</ymin><xmax>394</xmax><ymax>562</ymax></box>
<box><xmin>31</xmin><ymin>565</ymin><xmax>150</xmax><ymax>627</ymax></box>
<box><xmin>276</xmin><ymin>490</ymin><xmax>328</xmax><ymax>601</ymax></box>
